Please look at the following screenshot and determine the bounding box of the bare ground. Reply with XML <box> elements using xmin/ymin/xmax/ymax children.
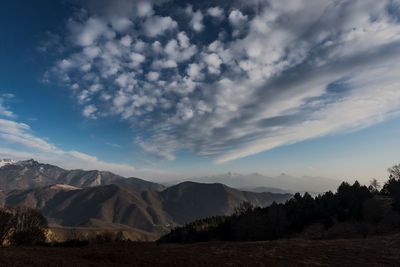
<box><xmin>1</xmin><ymin>233</ymin><xmax>400</xmax><ymax>267</ymax></box>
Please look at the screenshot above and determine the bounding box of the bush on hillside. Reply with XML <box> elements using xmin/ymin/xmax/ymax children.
<box><xmin>0</xmin><ymin>206</ymin><xmax>48</xmax><ymax>246</ymax></box>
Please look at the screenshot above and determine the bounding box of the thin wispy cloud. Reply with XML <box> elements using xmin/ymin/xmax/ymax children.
<box><xmin>0</xmin><ymin>105</ymin><xmax>166</xmax><ymax>178</ymax></box>
<box><xmin>0</xmin><ymin>94</ymin><xmax>16</xmax><ymax>118</ymax></box>
<box><xmin>46</xmin><ymin>0</ymin><xmax>400</xmax><ymax>164</ymax></box>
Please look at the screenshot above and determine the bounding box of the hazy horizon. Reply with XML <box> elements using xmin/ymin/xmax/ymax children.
<box><xmin>1</xmin><ymin>0</ymin><xmax>399</xmax><ymax>188</ymax></box>
<box><xmin>0</xmin><ymin>157</ymin><xmax>384</xmax><ymax>193</ymax></box>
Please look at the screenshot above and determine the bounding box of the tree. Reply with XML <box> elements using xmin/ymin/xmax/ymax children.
<box><xmin>0</xmin><ymin>208</ymin><xmax>13</xmax><ymax>246</ymax></box>
<box><xmin>233</xmin><ymin>201</ymin><xmax>254</xmax><ymax>216</ymax></box>
<box><xmin>0</xmin><ymin>206</ymin><xmax>48</xmax><ymax>246</ymax></box>
<box><xmin>368</xmin><ymin>179</ymin><xmax>381</xmax><ymax>194</ymax></box>
<box><xmin>383</xmin><ymin>164</ymin><xmax>400</xmax><ymax>211</ymax></box>
<box><xmin>363</xmin><ymin>198</ymin><xmax>383</xmax><ymax>224</ymax></box>
<box><xmin>388</xmin><ymin>164</ymin><xmax>400</xmax><ymax>180</ymax></box>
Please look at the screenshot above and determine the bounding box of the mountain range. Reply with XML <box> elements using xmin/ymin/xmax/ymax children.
<box><xmin>0</xmin><ymin>159</ymin><xmax>292</xmax><ymax>238</ymax></box>
<box><xmin>178</xmin><ymin>172</ymin><xmax>340</xmax><ymax>193</ymax></box>
<box><xmin>0</xmin><ymin>159</ymin><xmax>165</xmax><ymax>192</ymax></box>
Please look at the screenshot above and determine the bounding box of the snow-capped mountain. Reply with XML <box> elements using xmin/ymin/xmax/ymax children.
<box><xmin>0</xmin><ymin>158</ymin><xmax>16</xmax><ymax>168</ymax></box>
<box><xmin>0</xmin><ymin>159</ymin><xmax>165</xmax><ymax>192</ymax></box>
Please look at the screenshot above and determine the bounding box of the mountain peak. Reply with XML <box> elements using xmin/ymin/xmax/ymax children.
<box><xmin>0</xmin><ymin>159</ymin><xmax>165</xmax><ymax>192</ymax></box>
<box><xmin>0</xmin><ymin>158</ymin><xmax>16</xmax><ymax>168</ymax></box>
<box><xmin>19</xmin><ymin>158</ymin><xmax>39</xmax><ymax>165</ymax></box>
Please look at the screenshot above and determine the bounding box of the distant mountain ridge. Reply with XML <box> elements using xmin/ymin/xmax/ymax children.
<box><xmin>177</xmin><ymin>172</ymin><xmax>340</xmax><ymax>193</ymax></box>
<box><xmin>4</xmin><ymin>182</ymin><xmax>292</xmax><ymax>236</ymax></box>
<box><xmin>0</xmin><ymin>159</ymin><xmax>292</xmax><ymax>238</ymax></box>
<box><xmin>0</xmin><ymin>159</ymin><xmax>165</xmax><ymax>192</ymax></box>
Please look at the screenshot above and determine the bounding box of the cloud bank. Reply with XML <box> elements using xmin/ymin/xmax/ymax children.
<box><xmin>47</xmin><ymin>0</ymin><xmax>400</xmax><ymax>163</ymax></box>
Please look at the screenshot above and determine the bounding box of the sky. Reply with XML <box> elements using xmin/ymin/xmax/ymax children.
<box><xmin>0</xmin><ymin>0</ymin><xmax>400</xmax><ymax>186</ymax></box>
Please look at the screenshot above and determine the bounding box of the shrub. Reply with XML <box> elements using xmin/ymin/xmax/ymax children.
<box><xmin>0</xmin><ymin>208</ymin><xmax>13</xmax><ymax>245</ymax></box>
<box><xmin>0</xmin><ymin>206</ymin><xmax>48</xmax><ymax>246</ymax></box>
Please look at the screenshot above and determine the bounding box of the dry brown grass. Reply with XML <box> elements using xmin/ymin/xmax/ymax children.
<box><xmin>1</xmin><ymin>233</ymin><xmax>400</xmax><ymax>266</ymax></box>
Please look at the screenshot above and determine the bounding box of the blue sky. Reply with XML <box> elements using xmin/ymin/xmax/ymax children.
<box><xmin>0</xmin><ymin>0</ymin><xmax>400</xmax><ymax>185</ymax></box>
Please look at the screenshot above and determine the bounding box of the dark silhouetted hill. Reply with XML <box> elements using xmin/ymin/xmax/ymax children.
<box><xmin>160</xmin><ymin>181</ymin><xmax>291</xmax><ymax>224</ymax></box>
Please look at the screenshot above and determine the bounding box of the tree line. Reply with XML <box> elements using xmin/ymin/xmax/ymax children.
<box><xmin>159</xmin><ymin>164</ymin><xmax>400</xmax><ymax>243</ymax></box>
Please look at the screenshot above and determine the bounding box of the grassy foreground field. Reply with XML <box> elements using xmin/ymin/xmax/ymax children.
<box><xmin>1</xmin><ymin>233</ymin><xmax>400</xmax><ymax>267</ymax></box>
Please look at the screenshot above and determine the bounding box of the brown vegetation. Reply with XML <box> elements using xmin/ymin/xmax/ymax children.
<box><xmin>0</xmin><ymin>206</ymin><xmax>48</xmax><ymax>246</ymax></box>
<box><xmin>1</xmin><ymin>233</ymin><xmax>400</xmax><ymax>266</ymax></box>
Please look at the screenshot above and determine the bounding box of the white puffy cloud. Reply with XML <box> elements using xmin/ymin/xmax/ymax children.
<box><xmin>49</xmin><ymin>0</ymin><xmax>400</xmax><ymax>164</ymax></box>
<box><xmin>143</xmin><ymin>16</ymin><xmax>177</xmax><ymax>37</ymax></box>
<box><xmin>207</xmin><ymin>7</ymin><xmax>224</xmax><ymax>18</ymax></box>
<box><xmin>120</xmin><ymin>35</ymin><xmax>132</xmax><ymax>47</ymax></box>
<box><xmin>228</xmin><ymin>9</ymin><xmax>247</xmax><ymax>27</ymax></box>
<box><xmin>137</xmin><ymin>1</ymin><xmax>153</xmax><ymax>17</ymax></box>
<box><xmin>78</xmin><ymin>90</ymin><xmax>90</xmax><ymax>103</ymax></box>
<box><xmin>74</xmin><ymin>17</ymin><xmax>108</xmax><ymax>46</ymax></box>
<box><xmin>177</xmin><ymin>32</ymin><xmax>190</xmax><ymax>48</ymax></box>
<box><xmin>130</xmin><ymin>52</ymin><xmax>145</xmax><ymax>63</ymax></box>
<box><xmin>147</xmin><ymin>71</ymin><xmax>159</xmax><ymax>81</ymax></box>
<box><xmin>186</xmin><ymin>6</ymin><xmax>204</xmax><ymax>32</ymax></box>
<box><xmin>203</xmin><ymin>53</ymin><xmax>222</xmax><ymax>74</ymax></box>
<box><xmin>191</xmin><ymin>10</ymin><xmax>204</xmax><ymax>32</ymax></box>
<box><xmin>89</xmin><ymin>84</ymin><xmax>102</xmax><ymax>93</ymax></box>
<box><xmin>186</xmin><ymin>63</ymin><xmax>204</xmax><ymax>80</ymax></box>
<box><xmin>58</xmin><ymin>59</ymin><xmax>74</xmax><ymax>70</ymax></box>
<box><xmin>110</xmin><ymin>17</ymin><xmax>132</xmax><ymax>32</ymax></box>
<box><xmin>152</xmin><ymin>59</ymin><xmax>177</xmax><ymax>69</ymax></box>
<box><xmin>228</xmin><ymin>9</ymin><xmax>248</xmax><ymax>37</ymax></box>
<box><xmin>83</xmin><ymin>104</ymin><xmax>97</xmax><ymax>119</ymax></box>
<box><xmin>163</xmin><ymin>38</ymin><xmax>197</xmax><ymax>63</ymax></box>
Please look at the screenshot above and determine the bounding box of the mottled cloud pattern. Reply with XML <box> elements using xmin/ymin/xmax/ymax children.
<box><xmin>48</xmin><ymin>0</ymin><xmax>400</xmax><ymax>163</ymax></box>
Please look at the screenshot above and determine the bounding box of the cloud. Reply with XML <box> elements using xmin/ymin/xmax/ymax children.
<box><xmin>2</xmin><ymin>93</ymin><xmax>15</xmax><ymax>99</ymax></box>
<box><xmin>137</xmin><ymin>1</ymin><xmax>154</xmax><ymax>17</ymax></box>
<box><xmin>152</xmin><ymin>59</ymin><xmax>177</xmax><ymax>69</ymax></box>
<box><xmin>83</xmin><ymin>104</ymin><xmax>98</xmax><ymax>119</ymax></box>
<box><xmin>73</xmin><ymin>17</ymin><xmax>108</xmax><ymax>47</ymax></box>
<box><xmin>83</xmin><ymin>46</ymin><xmax>101</xmax><ymax>58</ymax></box>
<box><xmin>69</xmin><ymin>150</ymin><xmax>98</xmax><ymax>162</ymax></box>
<box><xmin>143</xmin><ymin>16</ymin><xmax>177</xmax><ymax>37</ymax></box>
<box><xmin>146</xmin><ymin>71</ymin><xmax>159</xmax><ymax>81</ymax></box>
<box><xmin>0</xmin><ymin>118</ymin><xmax>62</xmax><ymax>153</ymax></box>
<box><xmin>0</xmin><ymin>97</ymin><xmax>15</xmax><ymax>118</ymax></box>
<box><xmin>130</xmin><ymin>52</ymin><xmax>145</xmax><ymax>63</ymax></box>
<box><xmin>203</xmin><ymin>53</ymin><xmax>222</xmax><ymax>74</ymax></box>
<box><xmin>186</xmin><ymin>6</ymin><xmax>204</xmax><ymax>32</ymax></box>
<box><xmin>0</xmin><ymin>146</ymin><xmax>141</xmax><ymax>177</ymax></box>
<box><xmin>207</xmin><ymin>7</ymin><xmax>224</xmax><ymax>18</ymax></box>
<box><xmin>0</xmin><ymin>110</ymin><xmax>164</xmax><ymax>178</ymax></box>
<box><xmin>228</xmin><ymin>9</ymin><xmax>247</xmax><ymax>27</ymax></box>
<box><xmin>106</xmin><ymin>142</ymin><xmax>120</xmax><ymax>148</ymax></box>
<box><xmin>216</xmin><ymin>56</ymin><xmax>400</xmax><ymax>163</ymax></box>
<box><xmin>110</xmin><ymin>17</ymin><xmax>132</xmax><ymax>32</ymax></box>
<box><xmin>48</xmin><ymin>0</ymin><xmax>400</xmax><ymax>164</ymax></box>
